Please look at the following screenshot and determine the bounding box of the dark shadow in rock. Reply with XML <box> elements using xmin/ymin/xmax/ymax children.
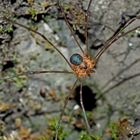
<box><xmin>2</xmin><ymin>60</ymin><xmax>15</xmax><ymax>71</ymax></box>
<box><xmin>10</xmin><ymin>0</ymin><xmax>16</xmax><ymax>4</ymax></box>
<box><xmin>75</xmin><ymin>29</ymin><xmax>86</xmax><ymax>44</ymax></box>
<box><xmin>90</xmin><ymin>39</ymin><xmax>103</xmax><ymax>50</ymax></box>
<box><xmin>74</xmin><ymin>85</ymin><xmax>97</xmax><ymax>111</ymax></box>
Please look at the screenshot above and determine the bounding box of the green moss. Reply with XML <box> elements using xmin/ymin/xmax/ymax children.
<box><xmin>48</xmin><ymin>117</ymin><xmax>70</xmax><ymax>140</ymax></box>
<box><xmin>28</xmin><ymin>8</ymin><xmax>38</xmax><ymax>20</ymax></box>
<box><xmin>0</xmin><ymin>24</ymin><xmax>13</xmax><ymax>33</ymax></box>
<box><xmin>80</xmin><ymin>131</ymin><xmax>101</xmax><ymax>140</ymax></box>
<box><xmin>108</xmin><ymin>122</ymin><xmax>119</xmax><ymax>140</ymax></box>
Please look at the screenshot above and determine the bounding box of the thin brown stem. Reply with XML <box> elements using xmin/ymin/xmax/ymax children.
<box><xmin>55</xmin><ymin>78</ymin><xmax>78</xmax><ymax>140</ymax></box>
<box><xmin>80</xmin><ymin>81</ymin><xmax>91</xmax><ymax>134</ymax></box>
<box><xmin>57</xmin><ymin>2</ymin><xmax>85</xmax><ymax>54</ymax></box>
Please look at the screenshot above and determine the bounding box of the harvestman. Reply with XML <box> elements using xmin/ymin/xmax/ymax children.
<box><xmin>1</xmin><ymin>0</ymin><xmax>140</xmax><ymax>139</ymax></box>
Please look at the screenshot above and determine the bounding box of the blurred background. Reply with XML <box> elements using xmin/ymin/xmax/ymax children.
<box><xmin>0</xmin><ymin>0</ymin><xmax>140</xmax><ymax>139</ymax></box>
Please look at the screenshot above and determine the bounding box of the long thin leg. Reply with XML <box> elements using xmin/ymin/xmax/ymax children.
<box><xmin>101</xmin><ymin>58</ymin><xmax>140</xmax><ymax>91</ymax></box>
<box><xmin>84</xmin><ymin>0</ymin><xmax>93</xmax><ymax>53</ymax></box>
<box><xmin>57</xmin><ymin>1</ymin><xmax>85</xmax><ymax>54</ymax></box>
<box><xmin>80</xmin><ymin>81</ymin><xmax>91</xmax><ymax>134</ymax></box>
<box><xmin>55</xmin><ymin>78</ymin><xmax>78</xmax><ymax>140</ymax></box>
<box><xmin>24</xmin><ymin>70</ymin><xmax>73</xmax><ymax>74</ymax></box>
<box><xmin>103</xmin><ymin>72</ymin><xmax>140</xmax><ymax>94</ymax></box>
<box><xmin>95</xmin><ymin>15</ymin><xmax>140</xmax><ymax>62</ymax></box>
<box><xmin>2</xmin><ymin>16</ymin><xmax>72</xmax><ymax>69</ymax></box>
<box><xmin>0</xmin><ymin>70</ymin><xmax>73</xmax><ymax>80</ymax></box>
<box><xmin>95</xmin><ymin>25</ymin><xmax>140</xmax><ymax>62</ymax></box>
